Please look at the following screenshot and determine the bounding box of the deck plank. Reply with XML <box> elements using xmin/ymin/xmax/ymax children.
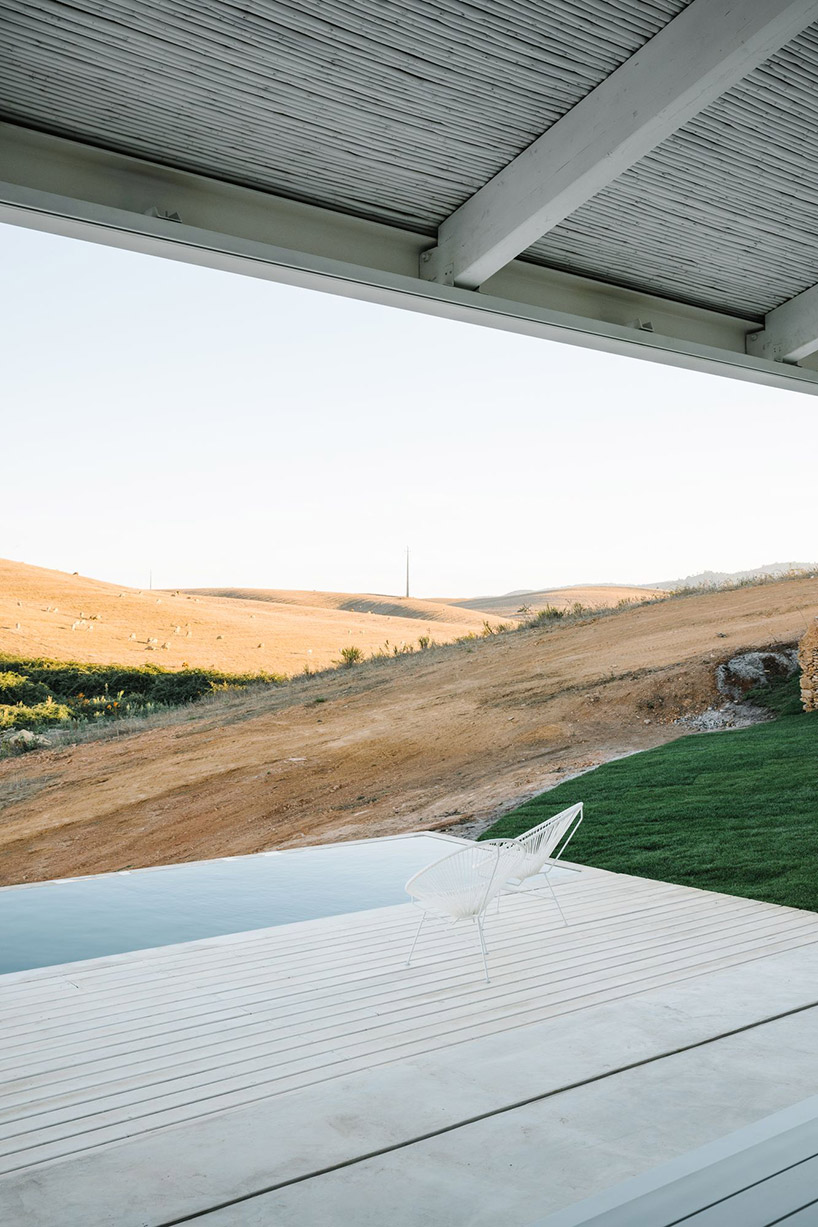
<box><xmin>3</xmin><ymin>917</ymin><xmax>817</xmax><ymax>1137</ymax></box>
<box><xmin>3</xmin><ymin>863</ymin><xmax>818</xmax><ymax>1223</ymax></box>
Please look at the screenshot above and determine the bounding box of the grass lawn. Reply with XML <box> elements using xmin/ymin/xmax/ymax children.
<box><xmin>482</xmin><ymin>678</ymin><xmax>818</xmax><ymax>912</ymax></box>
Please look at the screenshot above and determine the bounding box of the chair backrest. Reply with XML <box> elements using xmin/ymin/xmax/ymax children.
<box><xmin>514</xmin><ymin>803</ymin><xmax>583</xmax><ymax>878</ymax></box>
<box><xmin>405</xmin><ymin>841</ymin><xmax>522</xmax><ymax>920</ymax></box>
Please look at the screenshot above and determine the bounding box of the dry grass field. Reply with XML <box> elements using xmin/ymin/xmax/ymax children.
<box><xmin>0</xmin><ymin>559</ymin><xmax>509</xmax><ymax>675</ymax></box>
<box><xmin>2</xmin><ymin>574</ymin><xmax>816</xmax><ymax>886</ymax></box>
<box><xmin>0</xmin><ymin>559</ymin><xmax>664</xmax><ymax>675</ymax></box>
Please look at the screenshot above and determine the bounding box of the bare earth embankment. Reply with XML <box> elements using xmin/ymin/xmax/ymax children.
<box><xmin>0</xmin><ymin>559</ymin><xmax>507</xmax><ymax>675</ymax></box>
<box><xmin>1</xmin><ymin>576</ymin><xmax>816</xmax><ymax>885</ymax></box>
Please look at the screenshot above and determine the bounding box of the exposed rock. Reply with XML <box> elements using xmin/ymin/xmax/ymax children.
<box><xmin>676</xmin><ymin>646</ymin><xmax>800</xmax><ymax>732</ymax></box>
<box><xmin>0</xmin><ymin>728</ymin><xmax>52</xmax><ymax>753</ymax></box>
<box><xmin>715</xmin><ymin>648</ymin><xmax>799</xmax><ymax>701</ymax></box>
<box><xmin>675</xmin><ymin>702</ymin><xmax>773</xmax><ymax>733</ymax></box>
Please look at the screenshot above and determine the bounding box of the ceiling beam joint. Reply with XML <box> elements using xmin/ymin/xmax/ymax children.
<box><xmin>746</xmin><ymin>282</ymin><xmax>818</xmax><ymax>364</ymax></box>
<box><xmin>421</xmin><ymin>0</ymin><xmax>818</xmax><ymax>289</ymax></box>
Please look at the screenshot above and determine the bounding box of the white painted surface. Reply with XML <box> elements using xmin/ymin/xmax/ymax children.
<box><xmin>2</xmin><ymin>865</ymin><xmax>818</xmax><ymax>1224</ymax></box>
<box><xmin>4</xmin><ymin>172</ymin><xmax>818</xmax><ymax>398</ymax></box>
<box><xmin>422</xmin><ymin>0</ymin><xmax>818</xmax><ymax>288</ymax></box>
<box><xmin>747</xmin><ymin>280</ymin><xmax>818</xmax><ymax>362</ymax></box>
<box><xmin>0</xmin><ymin>0</ymin><xmax>685</xmax><ymax>235</ymax></box>
<box><xmin>6</xmin><ymin>5</ymin><xmax>818</xmax><ymax>383</ymax></box>
<box><xmin>0</xmin><ymin>118</ymin><xmax>756</xmax><ymax>358</ymax></box>
<box><xmin>528</xmin><ymin>23</ymin><xmax>818</xmax><ymax>321</ymax></box>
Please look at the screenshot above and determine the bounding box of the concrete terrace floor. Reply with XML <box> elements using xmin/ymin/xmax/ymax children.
<box><xmin>3</xmin><ymin>862</ymin><xmax>818</xmax><ymax>1225</ymax></box>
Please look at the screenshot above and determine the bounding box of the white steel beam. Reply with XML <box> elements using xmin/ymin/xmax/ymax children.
<box><xmin>2</xmin><ymin>124</ymin><xmax>818</xmax><ymax>397</ymax></box>
<box><xmin>4</xmin><ymin>178</ymin><xmax>818</xmax><ymax>399</ymax></box>
<box><xmin>0</xmin><ymin>121</ymin><xmax>752</xmax><ymax>357</ymax></box>
<box><xmin>746</xmin><ymin>283</ymin><xmax>818</xmax><ymax>363</ymax></box>
<box><xmin>420</xmin><ymin>0</ymin><xmax>818</xmax><ymax>289</ymax></box>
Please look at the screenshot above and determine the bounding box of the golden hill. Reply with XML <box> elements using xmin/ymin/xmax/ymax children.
<box><xmin>0</xmin><ymin>559</ymin><xmax>505</xmax><ymax>675</ymax></box>
<box><xmin>182</xmin><ymin>586</ymin><xmax>502</xmax><ymax>625</ymax></box>
<box><xmin>445</xmin><ymin>584</ymin><xmax>667</xmax><ymax>617</ymax></box>
<box><xmin>2</xmin><ymin>574</ymin><xmax>816</xmax><ymax>885</ymax></box>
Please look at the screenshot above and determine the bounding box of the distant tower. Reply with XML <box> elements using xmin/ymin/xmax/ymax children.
<box><xmin>405</xmin><ymin>547</ymin><xmax>410</xmax><ymax>599</ymax></box>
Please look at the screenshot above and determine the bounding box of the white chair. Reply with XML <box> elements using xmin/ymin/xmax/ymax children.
<box><xmin>404</xmin><ymin>840</ymin><xmax>523</xmax><ymax>982</ymax></box>
<box><xmin>486</xmin><ymin>802</ymin><xmax>583</xmax><ymax>925</ymax></box>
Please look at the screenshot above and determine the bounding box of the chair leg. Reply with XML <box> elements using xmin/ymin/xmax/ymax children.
<box><xmin>406</xmin><ymin>911</ymin><xmax>426</xmax><ymax>966</ymax></box>
<box><xmin>543</xmin><ymin>872</ymin><xmax>568</xmax><ymax>927</ymax></box>
<box><xmin>476</xmin><ymin>916</ymin><xmax>490</xmax><ymax>983</ymax></box>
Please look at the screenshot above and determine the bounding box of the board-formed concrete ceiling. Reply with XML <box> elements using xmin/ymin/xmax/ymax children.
<box><xmin>4</xmin><ymin>0</ymin><xmax>818</xmax><ymax>392</ymax></box>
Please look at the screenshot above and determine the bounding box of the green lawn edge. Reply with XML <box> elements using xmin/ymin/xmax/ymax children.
<box><xmin>481</xmin><ymin>678</ymin><xmax>818</xmax><ymax>912</ymax></box>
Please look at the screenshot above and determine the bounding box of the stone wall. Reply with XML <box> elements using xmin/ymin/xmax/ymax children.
<box><xmin>800</xmin><ymin>622</ymin><xmax>818</xmax><ymax>711</ymax></box>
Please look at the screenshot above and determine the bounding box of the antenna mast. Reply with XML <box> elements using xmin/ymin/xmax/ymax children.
<box><xmin>405</xmin><ymin>547</ymin><xmax>410</xmax><ymax>599</ymax></box>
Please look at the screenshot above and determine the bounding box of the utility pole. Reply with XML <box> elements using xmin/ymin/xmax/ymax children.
<box><xmin>149</xmin><ymin>568</ymin><xmax>152</xmax><ymax>591</ymax></box>
<box><xmin>405</xmin><ymin>547</ymin><xmax>410</xmax><ymax>599</ymax></box>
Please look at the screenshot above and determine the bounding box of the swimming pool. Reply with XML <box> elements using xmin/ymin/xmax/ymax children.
<box><xmin>0</xmin><ymin>833</ymin><xmax>466</xmax><ymax>974</ymax></box>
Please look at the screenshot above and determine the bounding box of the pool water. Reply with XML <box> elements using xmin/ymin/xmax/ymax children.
<box><xmin>0</xmin><ymin>834</ymin><xmax>465</xmax><ymax>974</ymax></box>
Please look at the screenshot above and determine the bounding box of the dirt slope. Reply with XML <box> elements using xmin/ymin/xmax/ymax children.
<box><xmin>0</xmin><ymin>559</ymin><xmax>504</xmax><ymax>676</ymax></box>
<box><xmin>447</xmin><ymin>584</ymin><xmax>667</xmax><ymax>617</ymax></box>
<box><xmin>2</xmin><ymin>577</ymin><xmax>816</xmax><ymax>886</ymax></box>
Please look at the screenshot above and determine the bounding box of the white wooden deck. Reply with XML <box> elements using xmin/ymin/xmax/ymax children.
<box><xmin>3</xmin><ymin>863</ymin><xmax>818</xmax><ymax>1225</ymax></box>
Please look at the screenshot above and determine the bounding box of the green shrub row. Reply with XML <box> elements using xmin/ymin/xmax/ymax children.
<box><xmin>0</xmin><ymin>654</ymin><xmax>285</xmax><ymax>734</ymax></box>
<box><xmin>0</xmin><ymin>699</ymin><xmax>72</xmax><ymax>730</ymax></box>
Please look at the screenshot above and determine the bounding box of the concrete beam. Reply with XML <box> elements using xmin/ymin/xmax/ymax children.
<box><xmin>420</xmin><ymin>0</ymin><xmax>818</xmax><ymax>288</ymax></box>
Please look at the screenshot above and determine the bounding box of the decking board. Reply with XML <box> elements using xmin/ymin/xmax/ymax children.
<box><xmin>3</xmin><ymin>862</ymin><xmax>818</xmax><ymax>1223</ymax></box>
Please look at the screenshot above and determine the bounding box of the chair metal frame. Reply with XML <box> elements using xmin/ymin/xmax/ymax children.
<box><xmin>485</xmin><ymin>802</ymin><xmax>584</xmax><ymax>925</ymax></box>
<box><xmin>404</xmin><ymin>839</ymin><xmax>524</xmax><ymax>983</ymax></box>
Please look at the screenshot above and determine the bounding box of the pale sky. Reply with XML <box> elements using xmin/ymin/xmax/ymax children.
<box><xmin>3</xmin><ymin>221</ymin><xmax>816</xmax><ymax>598</ymax></box>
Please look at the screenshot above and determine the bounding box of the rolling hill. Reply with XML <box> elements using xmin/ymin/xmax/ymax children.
<box><xmin>445</xmin><ymin>584</ymin><xmax>666</xmax><ymax>618</ymax></box>
<box><xmin>645</xmin><ymin>562</ymin><xmax>816</xmax><ymax>589</ymax></box>
<box><xmin>2</xmin><ymin>573</ymin><xmax>816</xmax><ymax>886</ymax></box>
<box><xmin>182</xmin><ymin>586</ymin><xmax>505</xmax><ymax>624</ymax></box>
<box><xmin>0</xmin><ymin>559</ymin><xmax>506</xmax><ymax>676</ymax></box>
